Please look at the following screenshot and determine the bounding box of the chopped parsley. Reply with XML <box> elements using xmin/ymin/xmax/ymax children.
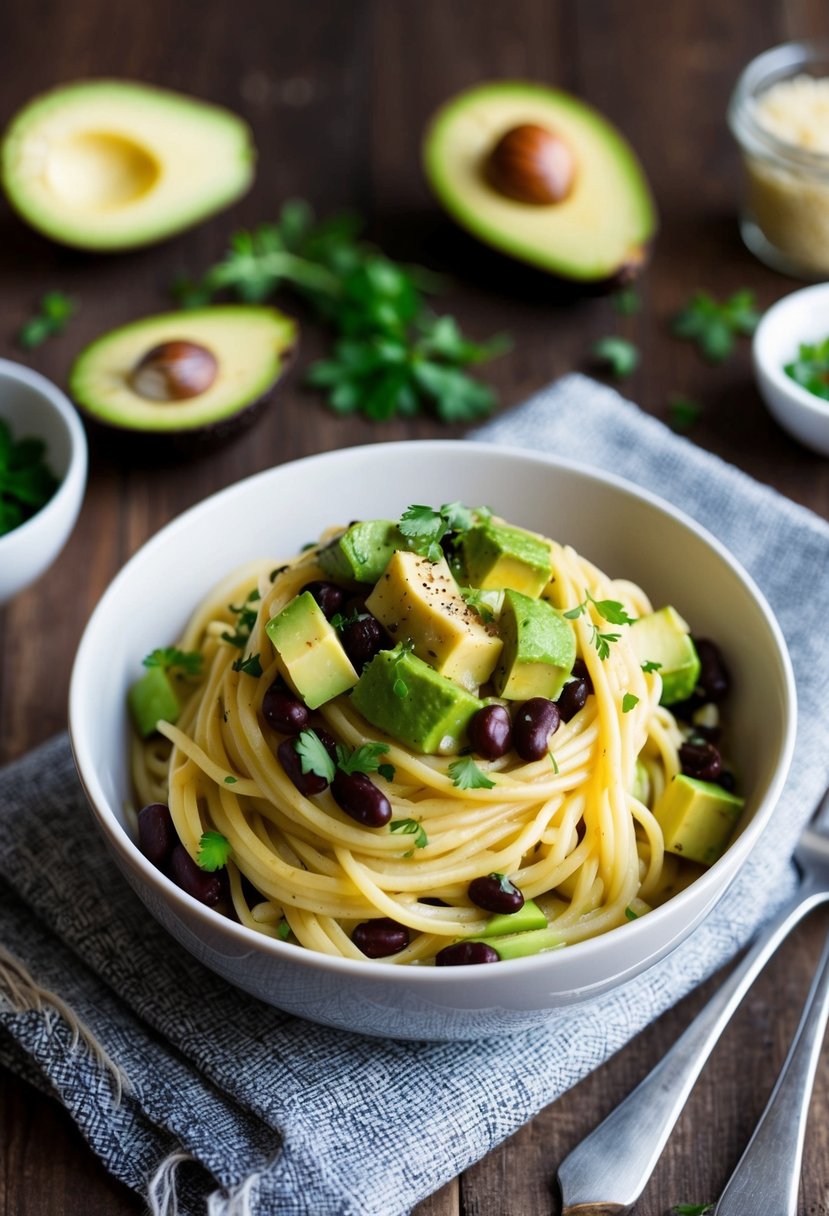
<box><xmin>612</xmin><ymin>286</ymin><xmax>641</xmax><ymax>316</ymax></box>
<box><xmin>197</xmin><ymin>831</ymin><xmax>231</xmax><ymax>871</ymax></box>
<box><xmin>277</xmin><ymin>918</ymin><xmax>292</xmax><ymax>940</ymax></box>
<box><xmin>641</xmin><ymin>659</ymin><xmax>662</xmax><ymax>674</ymax></box>
<box><xmin>563</xmin><ymin>594</ymin><xmax>636</xmax><ymax>660</ymax></box>
<box><xmin>232</xmin><ymin>653</ymin><xmax>263</xmax><ymax>677</ymax></box>
<box><xmin>222</xmin><ymin>588</ymin><xmax>260</xmax><ymax>649</ymax></box>
<box><xmin>672</xmin><ymin>1205</ymin><xmax>713</xmax><ymax>1216</ymax></box>
<box><xmin>390</xmin><ymin>639</ymin><xmax>415</xmax><ymax>698</ymax></box>
<box><xmin>672</xmin><ymin>289</ymin><xmax>760</xmax><ymax>363</ymax></box>
<box><xmin>17</xmin><ymin>290</ymin><xmax>75</xmax><ymax>349</ymax></box>
<box><xmin>390</xmin><ymin>819</ymin><xmax>429</xmax><ymax>849</ymax></box>
<box><xmin>224</xmin><ymin>775</ymin><xmax>238</xmax><ymax>785</ymax></box>
<box><xmin>592</xmin><ymin>335</ymin><xmax>640</xmax><ymax>379</ymax></box>
<box><xmin>784</xmin><ymin>336</ymin><xmax>829</xmax><ymax>401</ymax></box>
<box><xmin>622</xmin><ymin>693</ymin><xmax>639</xmax><ymax>713</ymax></box>
<box><xmin>294</xmin><ymin>730</ymin><xmax>336</xmax><ymax>782</ymax></box>
<box><xmin>448</xmin><ymin>756</ymin><xmax>496</xmax><ymax>790</ymax></box>
<box><xmin>667</xmin><ymin>393</ymin><xmax>703</xmax><ymax>432</ymax></box>
<box><xmin>0</xmin><ymin>419</ymin><xmax>59</xmax><ymax>537</ymax></box>
<box><xmin>398</xmin><ymin>501</ymin><xmax>490</xmax><ymax>562</ymax></box>
<box><xmin>336</xmin><ymin>741</ymin><xmax>393</xmax><ymax>779</ymax></box>
<box><xmin>142</xmin><ymin>647</ymin><xmax>203</xmax><ymax>676</ymax></box>
<box><xmin>624</xmin><ymin>905</ymin><xmax>639</xmax><ymax>921</ymax></box>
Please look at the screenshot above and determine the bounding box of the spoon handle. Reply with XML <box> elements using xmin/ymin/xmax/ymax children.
<box><xmin>556</xmin><ymin>883</ymin><xmax>827</xmax><ymax>1216</ymax></box>
<box><xmin>714</xmin><ymin>924</ymin><xmax>829</xmax><ymax>1216</ymax></box>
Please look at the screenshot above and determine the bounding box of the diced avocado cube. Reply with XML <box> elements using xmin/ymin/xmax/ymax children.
<box><xmin>461</xmin><ymin>522</ymin><xmax>553</xmax><ymax>598</ymax></box>
<box><xmin>265</xmin><ymin>591</ymin><xmax>358</xmax><ymax>710</ymax></box>
<box><xmin>469</xmin><ymin>924</ymin><xmax>564</xmax><ymax>960</ymax></box>
<box><xmin>628</xmin><ymin>606</ymin><xmax>701</xmax><ymax>705</ymax></box>
<box><xmin>128</xmin><ymin>666</ymin><xmax>180</xmax><ymax>738</ymax></box>
<box><xmin>483</xmin><ymin>898</ymin><xmax>547</xmax><ymax>937</ymax></box>
<box><xmin>351</xmin><ymin>645</ymin><xmax>483</xmax><ymax>754</ymax></box>
<box><xmin>366</xmin><ymin>551</ymin><xmax>502</xmax><ymax>692</ymax></box>
<box><xmin>318</xmin><ymin>519</ymin><xmax>407</xmax><ymax>586</ymax></box>
<box><xmin>654</xmin><ymin>773</ymin><xmax>744</xmax><ymax>866</ymax></box>
<box><xmin>492</xmin><ymin>589</ymin><xmax>576</xmax><ymax>701</ymax></box>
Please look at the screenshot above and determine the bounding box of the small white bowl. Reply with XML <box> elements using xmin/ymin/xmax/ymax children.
<box><xmin>0</xmin><ymin>358</ymin><xmax>88</xmax><ymax>602</ymax></box>
<box><xmin>753</xmin><ymin>282</ymin><xmax>829</xmax><ymax>456</ymax></box>
<box><xmin>70</xmin><ymin>442</ymin><xmax>795</xmax><ymax>1039</ymax></box>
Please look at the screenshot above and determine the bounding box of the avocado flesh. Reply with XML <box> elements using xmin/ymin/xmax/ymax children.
<box><xmin>351</xmin><ymin>646</ymin><xmax>482</xmax><ymax>755</ymax></box>
<box><xmin>461</xmin><ymin>522</ymin><xmax>553</xmax><ymax>598</ymax></box>
<box><xmin>493</xmin><ymin>589</ymin><xmax>576</xmax><ymax>701</ymax></box>
<box><xmin>69</xmin><ymin>306</ymin><xmax>296</xmax><ymax>437</ymax></box>
<box><xmin>654</xmin><ymin>774</ymin><xmax>744</xmax><ymax>866</ymax></box>
<box><xmin>366</xmin><ymin>551</ymin><xmax>502</xmax><ymax>692</ymax></box>
<box><xmin>423</xmin><ymin>81</ymin><xmax>656</xmax><ymax>281</ymax></box>
<box><xmin>628</xmin><ymin>606</ymin><xmax>701</xmax><ymax>705</ymax></box>
<box><xmin>128</xmin><ymin>666</ymin><xmax>180</xmax><ymax>738</ymax></box>
<box><xmin>1</xmin><ymin>80</ymin><xmax>254</xmax><ymax>250</ymax></box>
<box><xmin>266</xmin><ymin>591</ymin><xmax>358</xmax><ymax>710</ymax></box>
<box><xmin>319</xmin><ymin>520</ymin><xmax>409</xmax><ymax>586</ymax></box>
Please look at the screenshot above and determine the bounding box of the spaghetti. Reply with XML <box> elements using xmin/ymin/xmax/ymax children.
<box><xmin>131</xmin><ymin>514</ymin><xmax>721</xmax><ymax>965</ymax></box>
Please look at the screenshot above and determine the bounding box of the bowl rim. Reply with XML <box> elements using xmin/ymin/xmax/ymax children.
<box><xmin>0</xmin><ymin>356</ymin><xmax>88</xmax><ymax>550</ymax></box>
<box><xmin>69</xmin><ymin>439</ymin><xmax>798</xmax><ymax>984</ymax></box>
<box><xmin>753</xmin><ymin>283</ymin><xmax>829</xmax><ymax>421</ymax></box>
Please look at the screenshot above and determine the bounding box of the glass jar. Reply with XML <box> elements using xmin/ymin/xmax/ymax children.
<box><xmin>729</xmin><ymin>41</ymin><xmax>829</xmax><ymax>278</ymax></box>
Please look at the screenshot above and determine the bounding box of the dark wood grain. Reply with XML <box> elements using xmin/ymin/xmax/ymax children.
<box><xmin>1</xmin><ymin>2</ymin><xmax>828</xmax><ymax>1213</ymax></box>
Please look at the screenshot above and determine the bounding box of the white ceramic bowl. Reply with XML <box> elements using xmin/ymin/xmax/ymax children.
<box><xmin>753</xmin><ymin>282</ymin><xmax>829</xmax><ymax>456</ymax></box>
<box><xmin>69</xmin><ymin>442</ymin><xmax>796</xmax><ymax>1040</ymax></box>
<box><xmin>0</xmin><ymin>358</ymin><xmax>88</xmax><ymax>602</ymax></box>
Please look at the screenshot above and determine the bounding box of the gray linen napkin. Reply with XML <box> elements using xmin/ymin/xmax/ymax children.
<box><xmin>2</xmin><ymin>373</ymin><xmax>828</xmax><ymax>1216</ymax></box>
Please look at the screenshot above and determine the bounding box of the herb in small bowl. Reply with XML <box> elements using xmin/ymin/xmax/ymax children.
<box><xmin>784</xmin><ymin>336</ymin><xmax>829</xmax><ymax>401</ymax></box>
<box><xmin>0</xmin><ymin>417</ymin><xmax>59</xmax><ymax>537</ymax></box>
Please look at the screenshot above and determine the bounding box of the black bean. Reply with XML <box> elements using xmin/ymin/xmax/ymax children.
<box><xmin>331</xmin><ymin>770</ymin><xmax>392</xmax><ymax>827</ymax></box>
<box><xmin>670</xmin><ymin>693</ymin><xmax>706</xmax><ymax>723</ymax></box>
<box><xmin>555</xmin><ymin>677</ymin><xmax>589</xmax><ymax>723</ymax></box>
<box><xmin>301</xmin><ymin>580</ymin><xmax>347</xmax><ymax>620</ymax></box>
<box><xmin>469</xmin><ymin>704</ymin><xmax>512</xmax><ymax>760</ymax></box>
<box><xmin>137</xmin><ymin>802</ymin><xmax>177</xmax><ymax>868</ymax></box>
<box><xmin>277</xmin><ymin>737</ymin><xmax>330</xmax><ymax>796</ymax></box>
<box><xmin>513</xmin><ymin>697</ymin><xmax>561</xmax><ymax>761</ymax></box>
<box><xmin>169</xmin><ymin>843</ymin><xmax>224</xmax><ymax>906</ymax></box>
<box><xmin>435</xmin><ymin>941</ymin><xmax>500</xmax><ymax>966</ymax></box>
<box><xmin>689</xmin><ymin>722</ymin><xmax>721</xmax><ymax>744</ymax></box>
<box><xmin>570</xmin><ymin>657</ymin><xmax>594</xmax><ymax>694</ymax></box>
<box><xmin>694</xmin><ymin>638</ymin><xmax>730</xmax><ymax>703</ymax></box>
<box><xmin>679</xmin><ymin>740</ymin><xmax>723</xmax><ymax>782</ymax></box>
<box><xmin>468</xmin><ymin>873</ymin><xmax>525</xmax><ymax>915</ymax></box>
<box><xmin>352</xmin><ymin>918</ymin><xmax>410</xmax><ymax>958</ymax></box>
<box><xmin>340</xmin><ymin>615</ymin><xmax>388</xmax><ymax>670</ymax></box>
<box><xmin>261</xmin><ymin>681</ymin><xmax>310</xmax><ymax>735</ymax></box>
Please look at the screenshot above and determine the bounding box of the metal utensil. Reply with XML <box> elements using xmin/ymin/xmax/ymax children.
<box><xmin>713</xmin><ymin>923</ymin><xmax>829</xmax><ymax>1215</ymax></box>
<box><xmin>556</xmin><ymin>786</ymin><xmax>829</xmax><ymax>1216</ymax></box>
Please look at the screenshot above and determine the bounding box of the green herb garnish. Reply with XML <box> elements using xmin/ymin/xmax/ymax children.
<box><xmin>336</xmin><ymin>741</ymin><xmax>392</xmax><ymax>778</ymax></box>
<box><xmin>222</xmin><ymin>588</ymin><xmax>260</xmax><ymax>649</ymax></box>
<box><xmin>672</xmin><ymin>289</ymin><xmax>760</xmax><ymax>363</ymax></box>
<box><xmin>592</xmin><ymin>336</ymin><xmax>640</xmax><ymax>379</ymax></box>
<box><xmin>277</xmin><ymin>918</ymin><xmax>292</xmax><ymax>940</ymax></box>
<box><xmin>563</xmin><ymin>594</ymin><xmax>636</xmax><ymax>660</ymax></box>
<box><xmin>232</xmin><ymin>653</ymin><xmax>263</xmax><ymax>677</ymax></box>
<box><xmin>624</xmin><ymin>905</ymin><xmax>639</xmax><ymax>921</ymax></box>
<box><xmin>294</xmin><ymin>729</ymin><xmax>337</xmax><ymax>783</ymax></box>
<box><xmin>667</xmin><ymin>393</ymin><xmax>703</xmax><ymax>431</ymax></box>
<box><xmin>612</xmin><ymin>287</ymin><xmax>641</xmax><ymax>316</ymax></box>
<box><xmin>398</xmin><ymin>501</ymin><xmax>490</xmax><ymax>562</ymax></box>
<box><xmin>224</xmin><ymin>776</ymin><xmax>238</xmax><ymax>784</ymax></box>
<box><xmin>784</xmin><ymin>336</ymin><xmax>829</xmax><ymax>400</ymax></box>
<box><xmin>622</xmin><ymin>693</ymin><xmax>639</xmax><ymax>713</ymax></box>
<box><xmin>0</xmin><ymin>419</ymin><xmax>59</xmax><ymax>537</ymax></box>
<box><xmin>641</xmin><ymin>659</ymin><xmax>662</xmax><ymax>674</ymax></box>
<box><xmin>142</xmin><ymin>647</ymin><xmax>203</xmax><ymax>676</ymax></box>
<box><xmin>549</xmin><ymin>751</ymin><xmax>560</xmax><ymax>775</ymax></box>
<box><xmin>174</xmin><ymin>201</ymin><xmax>509</xmax><ymax>424</ymax></box>
<box><xmin>197</xmin><ymin>831</ymin><xmax>231</xmax><ymax>871</ymax></box>
<box><xmin>448</xmin><ymin>756</ymin><xmax>496</xmax><ymax>790</ymax></box>
<box><xmin>17</xmin><ymin>291</ymin><xmax>75</xmax><ymax>350</ymax></box>
<box><xmin>390</xmin><ymin>819</ymin><xmax>428</xmax><ymax>849</ymax></box>
<box><xmin>390</xmin><ymin>639</ymin><xmax>415</xmax><ymax>699</ymax></box>
<box><xmin>672</xmin><ymin>1205</ymin><xmax>713</xmax><ymax>1216</ymax></box>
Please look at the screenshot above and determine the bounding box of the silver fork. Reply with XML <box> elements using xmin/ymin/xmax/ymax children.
<box><xmin>556</xmin><ymin>785</ymin><xmax>829</xmax><ymax>1216</ymax></box>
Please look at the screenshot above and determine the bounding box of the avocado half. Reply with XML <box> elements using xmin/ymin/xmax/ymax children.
<box><xmin>69</xmin><ymin>306</ymin><xmax>297</xmax><ymax>450</ymax></box>
<box><xmin>423</xmin><ymin>81</ymin><xmax>657</xmax><ymax>281</ymax></box>
<box><xmin>1</xmin><ymin>80</ymin><xmax>255</xmax><ymax>251</ymax></box>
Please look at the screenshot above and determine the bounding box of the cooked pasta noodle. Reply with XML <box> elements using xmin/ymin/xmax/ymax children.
<box><xmin>131</xmin><ymin>521</ymin><xmax>707</xmax><ymax>965</ymax></box>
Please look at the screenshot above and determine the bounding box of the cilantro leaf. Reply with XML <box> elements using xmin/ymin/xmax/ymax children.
<box><xmin>592</xmin><ymin>336</ymin><xmax>640</xmax><ymax>379</ymax></box>
<box><xmin>143</xmin><ymin>647</ymin><xmax>203</xmax><ymax>676</ymax></box>
<box><xmin>294</xmin><ymin>730</ymin><xmax>336</xmax><ymax>782</ymax></box>
<box><xmin>563</xmin><ymin>594</ymin><xmax>634</xmax><ymax>660</ymax></box>
<box><xmin>448</xmin><ymin>756</ymin><xmax>496</xmax><ymax>790</ymax></box>
<box><xmin>672</xmin><ymin>1206</ymin><xmax>713</xmax><ymax>1216</ymax></box>
<box><xmin>785</xmin><ymin>337</ymin><xmax>829</xmax><ymax>401</ymax></box>
<box><xmin>336</xmin><ymin>741</ymin><xmax>392</xmax><ymax>776</ymax></box>
<box><xmin>641</xmin><ymin>659</ymin><xmax>662</xmax><ymax>674</ymax></box>
<box><xmin>197</xmin><ymin>831</ymin><xmax>231</xmax><ymax>871</ymax></box>
<box><xmin>672</xmin><ymin>290</ymin><xmax>761</xmax><ymax>363</ymax></box>
<box><xmin>390</xmin><ymin>819</ymin><xmax>428</xmax><ymax>849</ymax></box>
<box><xmin>590</xmin><ymin>597</ymin><xmax>637</xmax><ymax>626</ymax></box>
<box><xmin>17</xmin><ymin>291</ymin><xmax>75</xmax><ymax>350</ymax></box>
<box><xmin>232</xmin><ymin>653</ymin><xmax>263</xmax><ymax>677</ymax></box>
<box><xmin>0</xmin><ymin>418</ymin><xmax>59</xmax><ymax>537</ymax></box>
<box><xmin>622</xmin><ymin>693</ymin><xmax>639</xmax><ymax>713</ymax></box>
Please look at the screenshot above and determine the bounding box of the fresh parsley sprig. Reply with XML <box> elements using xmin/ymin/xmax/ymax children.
<box><xmin>174</xmin><ymin>200</ymin><xmax>509</xmax><ymax>424</ymax></box>
<box><xmin>398</xmin><ymin>501</ymin><xmax>491</xmax><ymax>562</ymax></box>
<box><xmin>232</xmin><ymin>653</ymin><xmax>263</xmax><ymax>677</ymax></box>
<box><xmin>563</xmin><ymin>594</ymin><xmax>637</xmax><ymax>660</ymax></box>
<box><xmin>785</xmin><ymin>336</ymin><xmax>829</xmax><ymax>400</ymax></box>
<box><xmin>592</xmin><ymin>335</ymin><xmax>640</xmax><ymax>379</ymax></box>
<box><xmin>17</xmin><ymin>291</ymin><xmax>75</xmax><ymax>350</ymax></box>
<box><xmin>294</xmin><ymin>730</ymin><xmax>337</xmax><ymax>782</ymax></box>
<box><xmin>197</xmin><ymin>831</ymin><xmax>231</xmax><ymax>871</ymax></box>
<box><xmin>390</xmin><ymin>818</ymin><xmax>428</xmax><ymax>850</ymax></box>
<box><xmin>0</xmin><ymin>419</ymin><xmax>59</xmax><ymax>537</ymax></box>
<box><xmin>448</xmin><ymin>756</ymin><xmax>496</xmax><ymax>791</ymax></box>
<box><xmin>292</xmin><ymin>731</ymin><xmax>396</xmax><ymax>784</ymax></box>
<box><xmin>222</xmin><ymin>588</ymin><xmax>261</xmax><ymax>650</ymax></box>
<box><xmin>143</xmin><ymin>647</ymin><xmax>203</xmax><ymax>676</ymax></box>
<box><xmin>672</xmin><ymin>289</ymin><xmax>760</xmax><ymax>363</ymax></box>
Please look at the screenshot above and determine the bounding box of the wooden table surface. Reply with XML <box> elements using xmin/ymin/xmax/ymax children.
<box><xmin>2</xmin><ymin>2</ymin><xmax>829</xmax><ymax>1213</ymax></box>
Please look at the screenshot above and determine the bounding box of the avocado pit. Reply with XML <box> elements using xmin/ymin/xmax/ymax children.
<box><xmin>486</xmin><ymin>123</ymin><xmax>576</xmax><ymax>205</ymax></box>
<box><xmin>130</xmin><ymin>340</ymin><xmax>219</xmax><ymax>402</ymax></box>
